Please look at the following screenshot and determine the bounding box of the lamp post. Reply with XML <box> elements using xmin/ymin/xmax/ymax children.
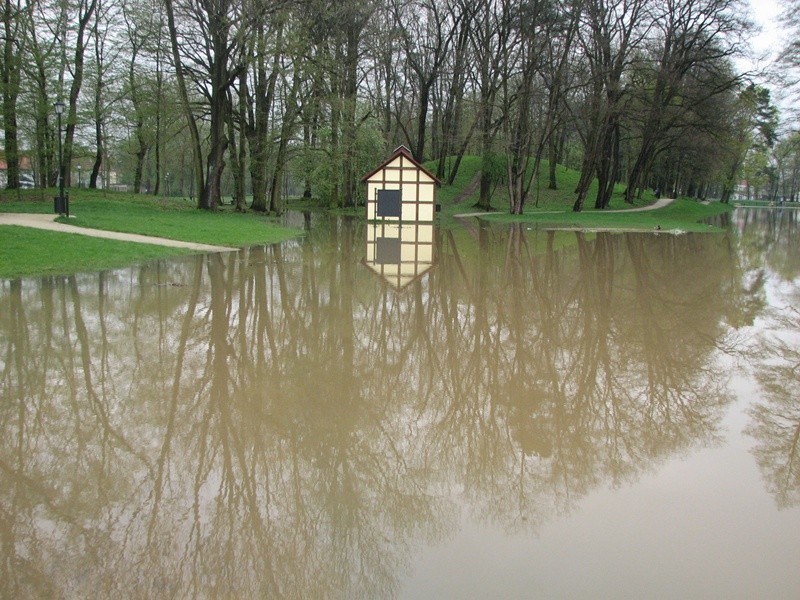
<box><xmin>77</xmin><ymin>164</ymin><xmax>82</xmax><ymax>188</ymax></box>
<box><xmin>53</xmin><ymin>101</ymin><xmax>67</xmax><ymax>217</ymax></box>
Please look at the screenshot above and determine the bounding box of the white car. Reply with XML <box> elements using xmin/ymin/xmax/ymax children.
<box><xmin>19</xmin><ymin>174</ymin><xmax>34</xmax><ymax>189</ymax></box>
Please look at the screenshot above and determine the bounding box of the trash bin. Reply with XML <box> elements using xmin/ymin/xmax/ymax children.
<box><xmin>53</xmin><ymin>194</ymin><xmax>69</xmax><ymax>216</ymax></box>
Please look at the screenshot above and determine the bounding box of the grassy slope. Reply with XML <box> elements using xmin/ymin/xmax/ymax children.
<box><xmin>430</xmin><ymin>156</ymin><xmax>732</xmax><ymax>232</ymax></box>
<box><xmin>0</xmin><ymin>188</ymin><xmax>302</xmax><ymax>279</ymax></box>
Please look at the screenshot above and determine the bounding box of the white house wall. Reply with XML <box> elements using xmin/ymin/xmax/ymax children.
<box><xmin>365</xmin><ymin>154</ymin><xmax>437</xmax><ymax>222</ymax></box>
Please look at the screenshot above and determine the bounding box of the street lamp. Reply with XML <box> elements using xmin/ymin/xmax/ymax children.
<box><xmin>77</xmin><ymin>164</ymin><xmax>82</xmax><ymax>188</ymax></box>
<box><xmin>53</xmin><ymin>101</ymin><xmax>67</xmax><ymax>217</ymax></box>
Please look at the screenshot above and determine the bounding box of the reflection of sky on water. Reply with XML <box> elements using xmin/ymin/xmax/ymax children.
<box><xmin>738</xmin><ymin>208</ymin><xmax>800</xmax><ymax>513</ymax></box>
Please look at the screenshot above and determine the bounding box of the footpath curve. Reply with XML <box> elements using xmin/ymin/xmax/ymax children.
<box><xmin>601</xmin><ymin>197</ymin><xmax>675</xmax><ymax>212</ymax></box>
<box><xmin>453</xmin><ymin>197</ymin><xmax>675</xmax><ymax>219</ymax></box>
<box><xmin>0</xmin><ymin>213</ymin><xmax>236</xmax><ymax>253</ymax></box>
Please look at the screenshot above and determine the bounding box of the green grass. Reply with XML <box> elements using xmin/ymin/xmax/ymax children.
<box><xmin>63</xmin><ymin>188</ymin><xmax>296</xmax><ymax>246</ymax></box>
<box><xmin>0</xmin><ymin>159</ymin><xmax>734</xmax><ymax>280</ymax></box>
<box><xmin>0</xmin><ymin>226</ymin><xmax>193</xmax><ymax>279</ymax></box>
<box><xmin>731</xmin><ymin>198</ymin><xmax>797</xmax><ymax>208</ymax></box>
<box><xmin>0</xmin><ymin>188</ymin><xmax>303</xmax><ymax>279</ymax></box>
<box><xmin>287</xmin><ymin>155</ymin><xmax>732</xmax><ymax>232</ymax></box>
<box><xmin>426</xmin><ymin>157</ymin><xmax>732</xmax><ymax>231</ymax></box>
<box><xmin>484</xmin><ymin>198</ymin><xmax>731</xmax><ymax>232</ymax></box>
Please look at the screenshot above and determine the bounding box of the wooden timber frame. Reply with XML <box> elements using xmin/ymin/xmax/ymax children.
<box><xmin>361</xmin><ymin>145</ymin><xmax>441</xmax><ymax>222</ymax></box>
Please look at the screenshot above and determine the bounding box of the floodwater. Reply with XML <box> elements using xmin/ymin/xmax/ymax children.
<box><xmin>1</xmin><ymin>208</ymin><xmax>800</xmax><ymax>599</ymax></box>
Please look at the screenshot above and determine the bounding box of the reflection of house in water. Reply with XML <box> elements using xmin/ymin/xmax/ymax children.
<box><xmin>363</xmin><ymin>222</ymin><xmax>435</xmax><ymax>290</ymax></box>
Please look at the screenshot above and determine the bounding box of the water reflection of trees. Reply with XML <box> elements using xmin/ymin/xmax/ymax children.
<box><xmin>0</xmin><ymin>219</ymin><xmax>742</xmax><ymax>597</ymax></box>
<box><xmin>734</xmin><ymin>208</ymin><xmax>800</xmax><ymax>306</ymax></box>
<box><xmin>731</xmin><ymin>208</ymin><xmax>800</xmax><ymax>509</ymax></box>
<box><xmin>746</xmin><ymin>309</ymin><xmax>800</xmax><ymax>509</ymax></box>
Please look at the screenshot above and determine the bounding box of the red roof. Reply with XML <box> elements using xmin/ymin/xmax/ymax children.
<box><xmin>0</xmin><ymin>156</ymin><xmax>33</xmax><ymax>170</ymax></box>
<box><xmin>361</xmin><ymin>145</ymin><xmax>441</xmax><ymax>184</ymax></box>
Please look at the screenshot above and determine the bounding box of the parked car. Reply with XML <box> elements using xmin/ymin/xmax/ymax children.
<box><xmin>19</xmin><ymin>174</ymin><xmax>35</xmax><ymax>189</ymax></box>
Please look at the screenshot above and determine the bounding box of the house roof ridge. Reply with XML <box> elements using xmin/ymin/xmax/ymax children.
<box><xmin>360</xmin><ymin>146</ymin><xmax>442</xmax><ymax>184</ymax></box>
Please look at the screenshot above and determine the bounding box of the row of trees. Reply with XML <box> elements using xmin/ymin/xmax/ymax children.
<box><xmin>0</xmin><ymin>0</ymin><xmax>793</xmax><ymax>212</ymax></box>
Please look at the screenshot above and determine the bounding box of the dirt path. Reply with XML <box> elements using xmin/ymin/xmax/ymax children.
<box><xmin>451</xmin><ymin>171</ymin><xmax>482</xmax><ymax>204</ymax></box>
<box><xmin>0</xmin><ymin>213</ymin><xmax>236</xmax><ymax>253</ymax></box>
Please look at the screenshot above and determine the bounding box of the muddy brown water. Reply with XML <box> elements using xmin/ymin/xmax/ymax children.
<box><xmin>2</xmin><ymin>208</ymin><xmax>800</xmax><ymax>598</ymax></box>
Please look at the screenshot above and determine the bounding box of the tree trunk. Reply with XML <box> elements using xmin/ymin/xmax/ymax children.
<box><xmin>63</xmin><ymin>0</ymin><xmax>98</xmax><ymax>188</ymax></box>
<box><xmin>548</xmin><ymin>130</ymin><xmax>559</xmax><ymax>190</ymax></box>
<box><xmin>22</xmin><ymin>1</ymin><xmax>54</xmax><ymax>187</ymax></box>
<box><xmin>153</xmin><ymin>36</ymin><xmax>164</xmax><ymax>196</ymax></box>
<box><xmin>269</xmin><ymin>70</ymin><xmax>301</xmax><ymax>215</ymax></box>
<box><xmin>202</xmin><ymin>78</ymin><xmax>228</xmax><ymax>210</ymax></box>
<box><xmin>227</xmin><ymin>88</ymin><xmax>246</xmax><ymax>211</ymax></box>
<box><xmin>248</xmin><ymin>23</ymin><xmax>281</xmax><ymax>212</ymax></box>
<box><xmin>2</xmin><ymin>0</ymin><xmax>21</xmax><ymax>189</ymax></box>
<box><xmin>163</xmin><ymin>0</ymin><xmax>204</xmax><ymax>208</ymax></box>
<box><xmin>477</xmin><ymin>99</ymin><xmax>494</xmax><ymax>211</ymax></box>
<box><xmin>342</xmin><ymin>23</ymin><xmax>360</xmax><ymax>208</ymax></box>
<box><xmin>436</xmin><ymin>20</ymin><xmax>470</xmax><ymax>180</ymax></box>
<box><xmin>90</xmin><ymin>12</ymin><xmax>104</xmax><ymax>190</ymax></box>
<box><xmin>446</xmin><ymin>117</ymin><xmax>478</xmax><ymax>186</ymax></box>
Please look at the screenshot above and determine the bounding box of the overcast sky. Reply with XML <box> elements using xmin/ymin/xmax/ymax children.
<box><xmin>744</xmin><ymin>0</ymin><xmax>799</xmax><ymax>116</ymax></box>
<box><xmin>748</xmin><ymin>0</ymin><xmax>784</xmax><ymax>63</ymax></box>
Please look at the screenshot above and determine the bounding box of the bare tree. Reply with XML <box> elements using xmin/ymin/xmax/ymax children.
<box><xmin>62</xmin><ymin>0</ymin><xmax>98</xmax><ymax>187</ymax></box>
<box><xmin>572</xmin><ymin>0</ymin><xmax>648</xmax><ymax>212</ymax></box>
<box><xmin>470</xmin><ymin>0</ymin><xmax>514</xmax><ymax>211</ymax></box>
<box><xmin>2</xmin><ymin>0</ymin><xmax>24</xmax><ymax>189</ymax></box>
<box><xmin>391</xmin><ymin>0</ymin><xmax>458</xmax><ymax>163</ymax></box>
<box><xmin>623</xmin><ymin>0</ymin><xmax>749</xmax><ymax>203</ymax></box>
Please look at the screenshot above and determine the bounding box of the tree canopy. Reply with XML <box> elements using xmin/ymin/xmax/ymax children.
<box><xmin>0</xmin><ymin>0</ymin><xmax>794</xmax><ymax>210</ymax></box>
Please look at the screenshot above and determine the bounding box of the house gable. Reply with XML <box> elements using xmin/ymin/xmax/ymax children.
<box><xmin>363</xmin><ymin>146</ymin><xmax>440</xmax><ymax>222</ymax></box>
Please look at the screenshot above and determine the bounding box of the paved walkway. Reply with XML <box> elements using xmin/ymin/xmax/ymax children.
<box><xmin>602</xmin><ymin>197</ymin><xmax>675</xmax><ymax>212</ymax></box>
<box><xmin>453</xmin><ymin>197</ymin><xmax>675</xmax><ymax>219</ymax></box>
<box><xmin>0</xmin><ymin>213</ymin><xmax>236</xmax><ymax>253</ymax></box>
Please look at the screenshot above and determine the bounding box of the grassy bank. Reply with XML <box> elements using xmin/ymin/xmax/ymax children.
<box><xmin>429</xmin><ymin>156</ymin><xmax>732</xmax><ymax>231</ymax></box>
<box><xmin>0</xmin><ymin>188</ymin><xmax>301</xmax><ymax>246</ymax></box>
<box><xmin>1</xmin><ymin>188</ymin><xmax>302</xmax><ymax>279</ymax></box>
<box><xmin>287</xmin><ymin>154</ymin><xmax>732</xmax><ymax>232</ymax></box>
<box><xmin>1</xmin><ymin>158</ymin><xmax>734</xmax><ymax>279</ymax></box>
<box><xmin>484</xmin><ymin>197</ymin><xmax>732</xmax><ymax>232</ymax></box>
<box><xmin>732</xmin><ymin>199</ymin><xmax>800</xmax><ymax>208</ymax></box>
<box><xmin>0</xmin><ymin>227</ymin><xmax>194</xmax><ymax>279</ymax></box>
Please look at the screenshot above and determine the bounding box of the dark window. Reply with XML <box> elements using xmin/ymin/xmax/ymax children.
<box><xmin>377</xmin><ymin>189</ymin><xmax>402</xmax><ymax>217</ymax></box>
<box><xmin>376</xmin><ymin>237</ymin><xmax>401</xmax><ymax>264</ymax></box>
